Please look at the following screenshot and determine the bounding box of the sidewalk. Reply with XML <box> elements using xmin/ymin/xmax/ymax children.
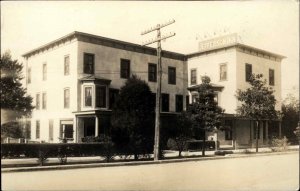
<box><xmin>2</xmin><ymin>145</ymin><xmax>298</xmax><ymax>172</ymax></box>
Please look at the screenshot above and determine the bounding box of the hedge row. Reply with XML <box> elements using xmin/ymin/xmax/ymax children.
<box><xmin>1</xmin><ymin>143</ymin><xmax>151</xmax><ymax>165</ymax></box>
<box><xmin>187</xmin><ymin>140</ymin><xmax>219</xmax><ymax>151</ymax></box>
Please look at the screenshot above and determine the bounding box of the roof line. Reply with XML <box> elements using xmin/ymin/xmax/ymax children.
<box><xmin>187</xmin><ymin>43</ymin><xmax>286</xmax><ymax>59</ymax></box>
<box><xmin>22</xmin><ymin>31</ymin><xmax>186</xmax><ymax>59</ymax></box>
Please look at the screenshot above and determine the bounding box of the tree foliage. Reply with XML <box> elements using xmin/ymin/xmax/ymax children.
<box><xmin>168</xmin><ymin>111</ymin><xmax>193</xmax><ymax>157</ymax></box>
<box><xmin>236</xmin><ymin>74</ymin><xmax>279</xmax><ymax>152</ymax></box>
<box><xmin>282</xmin><ymin>94</ymin><xmax>299</xmax><ymax>144</ymax></box>
<box><xmin>187</xmin><ymin>76</ymin><xmax>224</xmax><ymax>156</ymax></box>
<box><xmin>0</xmin><ymin>52</ymin><xmax>34</xmax><ymax>117</ymax></box>
<box><xmin>111</xmin><ymin>75</ymin><xmax>155</xmax><ymax>160</ymax></box>
<box><xmin>1</xmin><ymin>121</ymin><xmax>24</xmax><ymax>139</ymax></box>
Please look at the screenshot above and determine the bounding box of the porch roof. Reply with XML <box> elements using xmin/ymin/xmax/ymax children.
<box><xmin>79</xmin><ymin>75</ymin><xmax>111</xmax><ymax>85</ymax></box>
<box><xmin>188</xmin><ymin>83</ymin><xmax>224</xmax><ymax>92</ymax></box>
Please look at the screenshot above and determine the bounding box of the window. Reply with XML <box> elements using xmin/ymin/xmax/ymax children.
<box><xmin>176</xmin><ymin>95</ymin><xmax>183</xmax><ymax>112</ymax></box>
<box><xmin>64</xmin><ymin>88</ymin><xmax>70</xmax><ymax>109</ymax></box>
<box><xmin>109</xmin><ymin>89</ymin><xmax>119</xmax><ymax>109</ymax></box>
<box><xmin>225</xmin><ymin>120</ymin><xmax>233</xmax><ymax>140</ymax></box>
<box><xmin>220</xmin><ymin>64</ymin><xmax>227</xmax><ymax>81</ymax></box>
<box><xmin>64</xmin><ymin>55</ymin><xmax>70</xmax><ymax>75</ymax></box>
<box><xmin>36</xmin><ymin>93</ymin><xmax>40</xmax><ymax>110</ymax></box>
<box><xmin>269</xmin><ymin>69</ymin><xmax>275</xmax><ymax>86</ymax></box>
<box><xmin>42</xmin><ymin>92</ymin><xmax>47</xmax><ymax>110</ymax></box>
<box><xmin>83</xmin><ymin>53</ymin><xmax>94</xmax><ymax>74</ymax></box>
<box><xmin>36</xmin><ymin>120</ymin><xmax>40</xmax><ymax>139</ymax></box>
<box><xmin>64</xmin><ymin>125</ymin><xmax>73</xmax><ymax>139</ymax></box>
<box><xmin>96</xmin><ymin>86</ymin><xmax>106</xmax><ymax>108</ymax></box>
<box><xmin>148</xmin><ymin>63</ymin><xmax>157</xmax><ymax>82</ymax></box>
<box><xmin>27</xmin><ymin>68</ymin><xmax>31</xmax><ymax>84</ymax></box>
<box><xmin>49</xmin><ymin>119</ymin><xmax>53</xmax><ymax>141</ymax></box>
<box><xmin>168</xmin><ymin>67</ymin><xmax>176</xmax><ymax>85</ymax></box>
<box><xmin>25</xmin><ymin>121</ymin><xmax>31</xmax><ymax>139</ymax></box>
<box><xmin>84</xmin><ymin>87</ymin><xmax>92</xmax><ymax>107</ymax></box>
<box><xmin>245</xmin><ymin>63</ymin><xmax>252</xmax><ymax>82</ymax></box>
<box><xmin>43</xmin><ymin>63</ymin><xmax>47</xmax><ymax>81</ymax></box>
<box><xmin>190</xmin><ymin>69</ymin><xmax>197</xmax><ymax>85</ymax></box>
<box><xmin>120</xmin><ymin>59</ymin><xmax>130</xmax><ymax>79</ymax></box>
<box><xmin>161</xmin><ymin>93</ymin><xmax>169</xmax><ymax>112</ymax></box>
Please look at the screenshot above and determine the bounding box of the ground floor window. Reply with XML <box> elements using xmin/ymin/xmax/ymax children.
<box><xmin>83</xmin><ymin>117</ymin><xmax>96</xmax><ymax>137</ymax></box>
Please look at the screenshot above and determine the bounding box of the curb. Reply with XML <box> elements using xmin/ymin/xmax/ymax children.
<box><xmin>2</xmin><ymin>150</ymin><xmax>298</xmax><ymax>173</ymax></box>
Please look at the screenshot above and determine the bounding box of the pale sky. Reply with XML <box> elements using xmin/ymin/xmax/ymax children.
<box><xmin>1</xmin><ymin>1</ymin><xmax>299</xmax><ymax>99</ymax></box>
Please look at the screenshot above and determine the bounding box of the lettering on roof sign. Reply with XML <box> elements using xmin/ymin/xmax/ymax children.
<box><xmin>199</xmin><ymin>33</ymin><xmax>238</xmax><ymax>52</ymax></box>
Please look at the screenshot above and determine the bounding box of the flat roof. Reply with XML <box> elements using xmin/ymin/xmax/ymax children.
<box><xmin>187</xmin><ymin>43</ymin><xmax>286</xmax><ymax>60</ymax></box>
<box><xmin>22</xmin><ymin>31</ymin><xmax>186</xmax><ymax>61</ymax></box>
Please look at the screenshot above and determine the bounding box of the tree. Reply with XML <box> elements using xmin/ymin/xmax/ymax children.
<box><xmin>236</xmin><ymin>74</ymin><xmax>279</xmax><ymax>152</ymax></box>
<box><xmin>111</xmin><ymin>75</ymin><xmax>155</xmax><ymax>160</ymax></box>
<box><xmin>0</xmin><ymin>52</ymin><xmax>34</xmax><ymax>118</ymax></box>
<box><xmin>187</xmin><ymin>76</ymin><xmax>224</xmax><ymax>156</ymax></box>
<box><xmin>282</xmin><ymin>94</ymin><xmax>299</xmax><ymax>144</ymax></box>
<box><xmin>168</xmin><ymin>111</ymin><xmax>193</xmax><ymax>157</ymax></box>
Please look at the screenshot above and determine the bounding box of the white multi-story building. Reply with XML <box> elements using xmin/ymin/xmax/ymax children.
<box><xmin>23</xmin><ymin>31</ymin><xmax>188</xmax><ymax>143</ymax></box>
<box><xmin>187</xmin><ymin>34</ymin><xmax>284</xmax><ymax>148</ymax></box>
<box><xmin>22</xmin><ymin>32</ymin><xmax>284</xmax><ymax>149</ymax></box>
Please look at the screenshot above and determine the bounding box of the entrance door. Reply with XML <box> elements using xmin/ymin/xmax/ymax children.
<box><xmin>84</xmin><ymin>117</ymin><xmax>95</xmax><ymax>137</ymax></box>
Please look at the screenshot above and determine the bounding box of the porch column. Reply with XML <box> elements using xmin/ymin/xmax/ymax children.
<box><xmin>233</xmin><ymin>120</ymin><xmax>237</xmax><ymax>150</ymax></box>
<box><xmin>249</xmin><ymin>120</ymin><xmax>253</xmax><ymax>147</ymax></box>
<box><xmin>62</xmin><ymin>125</ymin><xmax>65</xmax><ymax>139</ymax></box>
<box><xmin>265</xmin><ymin>121</ymin><xmax>269</xmax><ymax>145</ymax></box>
<box><xmin>74</xmin><ymin>117</ymin><xmax>77</xmax><ymax>142</ymax></box>
<box><xmin>95</xmin><ymin>116</ymin><xmax>99</xmax><ymax>137</ymax></box>
<box><xmin>279</xmin><ymin>121</ymin><xmax>282</xmax><ymax>138</ymax></box>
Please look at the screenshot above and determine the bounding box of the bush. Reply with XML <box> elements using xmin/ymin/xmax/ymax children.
<box><xmin>187</xmin><ymin>140</ymin><xmax>219</xmax><ymax>151</ymax></box>
<box><xmin>271</xmin><ymin>136</ymin><xmax>290</xmax><ymax>152</ymax></box>
<box><xmin>214</xmin><ymin>150</ymin><xmax>233</xmax><ymax>156</ymax></box>
<box><xmin>1</xmin><ymin>143</ymin><xmax>113</xmax><ymax>165</ymax></box>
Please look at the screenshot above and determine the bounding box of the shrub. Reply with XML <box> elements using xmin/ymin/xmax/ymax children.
<box><xmin>214</xmin><ymin>150</ymin><xmax>233</xmax><ymax>156</ymax></box>
<box><xmin>187</xmin><ymin>140</ymin><xmax>218</xmax><ymax>151</ymax></box>
<box><xmin>271</xmin><ymin>136</ymin><xmax>290</xmax><ymax>152</ymax></box>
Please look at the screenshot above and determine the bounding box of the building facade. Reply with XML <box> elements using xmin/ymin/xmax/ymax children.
<box><xmin>187</xmin><ymin>33</ymin><xmax>284</xmax><ymax>148</ymax></box>
<box><xmin>23</xmin><ymin>31</ymin><xmax>188</xmax><ymax>143</ymax></box>
<box><xmin>22</xmin><ymin>32</ymin><xmax>284</xmax><ymax>149</ymax></box>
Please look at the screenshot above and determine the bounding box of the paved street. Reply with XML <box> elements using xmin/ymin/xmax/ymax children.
<box><xmin>2</xmin><ymin>152</ymin><xmax>299</xmax><ymax>191</ymax></box>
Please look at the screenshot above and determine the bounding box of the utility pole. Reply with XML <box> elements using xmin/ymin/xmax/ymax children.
<box><xmin>141</xmin><ymin>19</ymin><xmax>175</xmax><ymax>161</ymax></box>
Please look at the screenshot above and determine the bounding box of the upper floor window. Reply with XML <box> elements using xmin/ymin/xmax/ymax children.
<box><xmin>148</xmin><ymin>63</ymin><xmax>157</xmax><ymax>82</ymax></box>
<box><xmin>220</xmin><ymin>64</ymin><xmax>227</xmax><ymax>81</ymax></box>
<box><xmin>42</xmin><ymin>92</ymin><xmax>47</xmax><ymax>110</ymax></box>
<box><xmin>96</xmin><ymin>86</ymin><xmax>106</xmax><ymax>108</ymax></box>
<box><xmin>64</xmin><ymin>88</ymin><xmax>70</xmax><ymax>109</ymax></box>
<box><xmin>245</xmin><ymin>63</ymin><xmax>252</xmax><ymax>82</ymax></box>
<box><xmin>190</xmin><ymin>69</ymin><xmax>197</xmax><ymax>85</ymax></box>
<box><xmin>161</xmin><ymin>93</ymin><xmax>169</xmax><ymax>112</ymax></box>
<box><xmin>36</xmin><ymin>120</ymin><xmax>40</xmax><ymax>139</ymax></box>
<box><xmin>49</xmin><ymin>119</ymin><xmax>53</xmax><ymax>141</ymax></box>
<box><xmin>176</xmin><ymin>94</ymin><xmax>183</xmax><ymax>112</ymax></box>
<box><xmin>84</xmin><ymin>53</ymin><xmax>94</xmax><ymax>74</ymax></box>
<box><xmin>120</xmin><ymin>59</ymin><xmax>130</xmax><ymax>79</ymax></box>
<box><xmin>64</xmin><ymin>55</ymin><xmax>70</xmax><ymax>76</ymax></box>
<box><xmin>84</xmin><ymin>86</ymin><xmax>93</xmax><ymax>107</ymax></box>
<box><xmin>168</xmin><ymin>67</ymin><xmax>176</xmax><ymax>85</ymax></box>
<box><xmin>36</xmin><ymin>93</ymin><xmax>40</xmax><ymax>110</ymax></box>
<box><xmin>27</xmin><ymin>68</ymin><xmax>31</xmax><ymax>84</ymax></box>
<box><xmin>43</xmin><ymin>63</ymin><xmax>47</xmax><ymax>81</ymax></box>
<box><xmin>269</xmin><ymin>69</ymin><xmax>275</xmax><ymax>86</ymax></box>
